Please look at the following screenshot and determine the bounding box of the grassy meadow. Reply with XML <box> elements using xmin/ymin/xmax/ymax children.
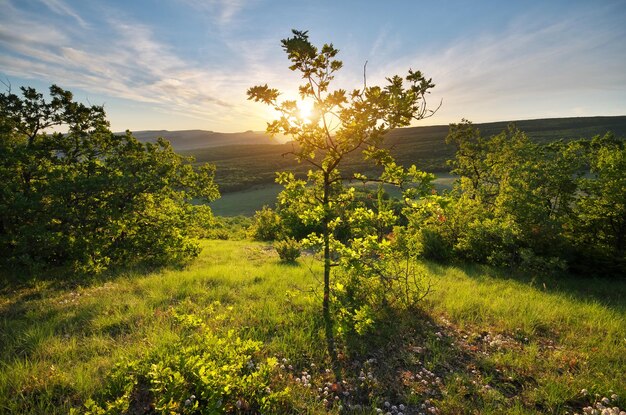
<box><xmin>1</xmin><ymin>239</ymin><xmax>624</xmax><ymax>414</ymax></box>
<box><xmin>211</xmin><ymin>173</ymin><xmax>456</xmax><ymax>217</ymax></box>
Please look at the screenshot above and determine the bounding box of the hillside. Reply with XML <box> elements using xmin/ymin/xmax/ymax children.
<box><xmin>129</xmin><ymin>129</ymin><xmax>281</xmax><ymax>150</ymax></box>
<box><xmin>1</xmin><ymin>239</ymin><xmax>625</xmax><ymax>414</ymax></box>
<box><xmin>182</xmin><ymin>115</ymin><xmax>626</xmax><ymax>192</ymax></box>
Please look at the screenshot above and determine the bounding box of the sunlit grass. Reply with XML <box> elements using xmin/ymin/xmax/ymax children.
<box><xmin>0</xmin><ymin>240</ymin><xmax>624</xmax><ymax>414</ymax></box>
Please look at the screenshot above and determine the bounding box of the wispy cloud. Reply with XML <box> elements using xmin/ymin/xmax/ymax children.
<box><xmin>0</xmin><ymin>1</ymin><xmax>279</xmax><ymax>130</ymax></box>
<box><xmin>371</xmin><ymin>4</ymin><xmax>626</xmax><ymax>124</ymax></box>
<box><xmin>2</xmin><ymin>1</ymin><xmax>623</xmax><ymax>131</ymax></box>
<box><xmin>177</xmin><ymin>0</ymin><xmax>248</xmax><ymax>25</ymax></box>
<box><xmin>38</xmin><ymin>0</ymin><xmax>88</xmax><ymax>28</ymax></box>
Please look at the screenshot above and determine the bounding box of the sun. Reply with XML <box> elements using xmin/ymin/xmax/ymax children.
<box><xmin>296</xmin><ymin>99</ymin><xmax>314</xmax><ymax>123</ymax></box>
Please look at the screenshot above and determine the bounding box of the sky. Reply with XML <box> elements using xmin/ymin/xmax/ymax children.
<box><xmin>1</xmin><ymin>0</ymin><xmax>625</xmax><ymax>133</ymax></box>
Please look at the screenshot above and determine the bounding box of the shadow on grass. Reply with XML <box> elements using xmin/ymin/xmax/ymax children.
<box><xmin>422</xmin><ymin>259</ymin><xmax>626</xmax><ymax>312</ymax></box>
<box><xmin>0</xmin><ymin>260</ymin><xmax>179</xmax><ymax>294</ymax></box>
<box><xmin>0</xmin><ymin>260</ymin><xmax>182</xmax><ymax>364</ymax></box>
<box><xmin>331</xmin><ymin>304</ymin><xmax>542</xmax><ymax>413</ymax></box>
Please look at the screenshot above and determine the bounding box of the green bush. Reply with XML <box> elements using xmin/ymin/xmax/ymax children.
<box><xmin>274</xmin><ymin>238</ymin><xmax>301</xmax><ymax>262</ymax></box>
<box><xmin>454</xmin><ymin>217</ymin><xmax>520</xmax><ymax>267</ymax></box>
<box><xmin>77</xmin><ymin>312</ymin><xmax>291</xmax><ymax>414</ymax></box>
<box><xmin>248</xmin><ymin>206</ymin><xmax>284</xmax><ymax>241</ymax></box>
<box><xmin>419</xmin><ymin>227</ymin><xmax>454</xmax><ymax>262</ymax></box>
<box><xmin>205</xmin><ymin>216</ymin><xmax>252</xmax><ymax>241</ymax></box>
<box><xmin>0</xmin><ymin>85</ymin><xmax>219</xmax><ymax>272</ymax></box>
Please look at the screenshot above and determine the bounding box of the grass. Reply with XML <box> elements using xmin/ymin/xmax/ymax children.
<box><xmin>1</xmin><ymin>239</ymin><xmax>625</xmax><ymax>414</ymax></box>
<box><xmin>210</xmin><ymin>184</ymin><xmax>283</xmax><ymax>216</ymax></box>
<box><xmin>210</xmin><ymin>173</ymin><xmax>457</xmax><ymax>217</ymax></box>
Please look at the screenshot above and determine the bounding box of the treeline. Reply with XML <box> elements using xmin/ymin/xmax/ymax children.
<box><xmin>0</xmin><ymin>85</ymin><xmax>219</xmax><ymax>273</ymax></box>
<box><xmin>250</xmin><ymin>121</ymin><xmax>625</xmax><ymax>277</ymax></box>
<box><xmin>413</xmin><ymin>121</ymin><xmax>625</xmax><ymax>276</ymax></box>
<box><xmin>2</xmin><ymin>85</ymin><xmax>623</xmax><ymax>277</ymax></box>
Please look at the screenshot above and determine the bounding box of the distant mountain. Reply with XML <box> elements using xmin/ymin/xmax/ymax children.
<box><xmin>130</xmin><ymin>116</ymin><xmax>626</xmax><ymax>152</ymax></box>
<box><xmin>127</xmin><ymin>129</ymin><xmax>280</xmax><ymax>150</ymax></box>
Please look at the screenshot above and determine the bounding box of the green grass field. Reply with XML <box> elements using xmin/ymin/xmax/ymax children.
<box><xmin>210</xmin><ymin>173</ymin><xmax>457</xmax><ymax>217</ymax></box>
<box><xmin>1</xmin><ymin>240</ymin><xmax>624</xmax><ymax>414</ymax></box>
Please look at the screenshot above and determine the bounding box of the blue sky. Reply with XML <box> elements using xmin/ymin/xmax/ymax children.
<box><xmin>1</xmin><ymin>0</ymin><xmax>625</xmax><ymax>132</ymax></box>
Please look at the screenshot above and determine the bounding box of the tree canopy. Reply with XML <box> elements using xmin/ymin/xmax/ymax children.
<box><xmin>0</xmin><ymin>84</ymin><xmax>219</xmax><ymax>273</ymax></box>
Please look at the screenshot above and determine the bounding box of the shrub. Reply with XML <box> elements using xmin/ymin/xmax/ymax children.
<box><xmin>0</xmin><ymin>85</ymin><xmax>219</xmax><ymax>272</ymax></box>
<box><xmin>77</xmin><ymin>311</ymin><xmax>292</xmax><ymax>414</ymax></box>
<box><xmin>454</xmin><ymin>217</ymin><xmax>520</xmax><ymax>267</ymax></box>
<box><xmin>248</xmin><ymin>206</ymin><xmax>284</xmax><ymax>241</ymax></box>
<box><xmin>420</xmin><ymin>227</ymin><xmax>454</xmax><ymax>262</ymax></box>
<box><xmin>274</xmin><ymin>238</ymin><xmax>301</xmax><ymax>262</ymax></box>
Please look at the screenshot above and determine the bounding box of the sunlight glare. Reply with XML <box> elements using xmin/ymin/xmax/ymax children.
<box><xmin>297</xmin><ymin>99</ymin><xmax>314</xmax><ymax>123</ymax></box>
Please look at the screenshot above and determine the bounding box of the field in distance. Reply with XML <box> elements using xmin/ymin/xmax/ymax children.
<box><xmin>154</xmin><ymin>116</ymin><xmax>626</xmax><ymax>216</ymax></box>
<box><xmin>164</xmin><ymin>116</ymin><xmax>626</xmax><ymax>194</ymax></box>
<box><xmin>209</xmin><ymin>173</ymin><xmax>457</xmax><ymax>216</ymax></box>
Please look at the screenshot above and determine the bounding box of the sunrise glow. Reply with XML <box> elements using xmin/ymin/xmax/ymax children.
<box><xmin>297</xmin><ymin>99</ymin><xmax>314</xmax><ymax>124</ymax></box>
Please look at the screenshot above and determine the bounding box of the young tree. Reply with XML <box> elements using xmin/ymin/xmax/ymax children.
<box><xmin>0</xmin><ymin>84</ymin><xmax>219</xmax><ymax>272</ymax></box>
<box><xmin>247</xmin><ymin>30</ymin><xmax>437</xmax><ymax>362</ymax></box>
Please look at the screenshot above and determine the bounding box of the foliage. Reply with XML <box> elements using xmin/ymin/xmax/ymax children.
<box><xmin>274</xmin><ymin>237</ymin><xmax>301</xmax><ymax>262</ymax></box>
<box><xmin>568</xmin><ymin>134</ymin><xmax>626</xmax><ymax>273</ymax></box>
<box><xmin>247</xmin><ymin>30</ymin><xmax>437</xmax><ymax>359</ymax></box>
<box><xmin>419</xmin><ymin>120</ymin><xmax>625</xmax><ymax>276</ymax></box>
<box><xmin>76</xmin><ymin>310</ymin><xmax>291</xmax><ymax>414</ymax></box>
<box><xmin>0</xmin><ymin>85</ymin><xmax>219</xmax><ymax>272</ymax></box>
<box><xmin>204</xmin><ymin>216</ymin><xmax>252</xmax><ymax>240</ymax></box>
<box><xmin>248</xmin><ymin>205</ymin><xmax>284</xmax><ymax>241</ymax></box>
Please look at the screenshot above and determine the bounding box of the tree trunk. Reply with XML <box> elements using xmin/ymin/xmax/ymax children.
<box><xmin>322</xmin><ymin>174</ymin><xmax>340</xmax><ymax>379</ymax></box>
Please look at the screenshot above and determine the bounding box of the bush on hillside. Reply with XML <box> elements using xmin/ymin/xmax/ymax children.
<box><xmin>275</xmin><ymin>237</ymin><xmax>301</xmax><ymax>262</ymax></box>
<box><xmin>0</xmin><ymin>85</ymin><xmax>219</xmax><ymax>273</ymax></box>
<box><xmin>248</xmin><ymin>206</ymin><xmax>284</xmax><ymax>241</ymax></box>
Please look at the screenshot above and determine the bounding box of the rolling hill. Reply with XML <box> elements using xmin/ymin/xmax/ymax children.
<box><xmin>128</xmin><ymin>129</ymin><xmax>281</xmax><ymax>150</ymax></box>
<box><xmin>154</xmin><ymin>116</ymin><xmax>626</xmax><ymax>193</ymax></box>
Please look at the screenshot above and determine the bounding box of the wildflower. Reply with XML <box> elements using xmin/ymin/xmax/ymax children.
<box><xmin>581</xmin><ymin>389</ymin><xmax>589</xmax><ymax>395</ymax></box>
<box><xmin>184</xmin><ymin>399</ymin><xmax>192</xmax><ymax>406</ymax></box>
<box><xmin>399</xmin><ymin>404</ymin><xmax>405</xmax><ymax>410</ymax></box>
